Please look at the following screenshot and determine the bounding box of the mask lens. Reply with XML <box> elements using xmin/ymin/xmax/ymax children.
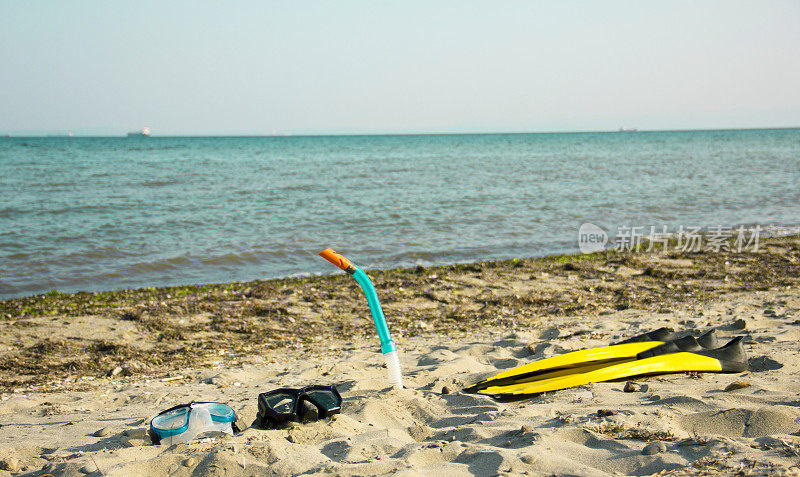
<box><xmin>151</xmin><ymin>406</ymin><xmax>190</xmax><ymax>434</ymax></box>
<box><xmin>265</xmin><ymin>392</ymin><xmax>296</xmax><ymax>415</ymax></box>
<box><xmin>203</xmin><ymin>402</ymin><xmax>235</xmax><ymax>422</ymax></box>
<box><xmin>305</xmin><ymin>389</ymin><xmax>340</xmax><ymax>411</ymax></box>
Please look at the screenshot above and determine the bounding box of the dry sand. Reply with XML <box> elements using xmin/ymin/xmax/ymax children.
<box><xmin>1</xmin><ymin>237</ymin><xmax>799</xmax><ymax>476</ymax></box>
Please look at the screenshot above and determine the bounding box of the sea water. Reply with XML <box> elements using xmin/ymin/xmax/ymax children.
<box><xmin>1</xmin><ymin>129</ymin><xmax>799</xmax><ymax>299</ymax></box>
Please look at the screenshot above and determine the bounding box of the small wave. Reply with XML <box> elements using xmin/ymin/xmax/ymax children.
<box><xmin>59</xmin><ymin>247</ymin><xmax>137</xmax><ymax>264</ymax></box>
<box><xmin>0</xmin><ymin>281</ymin><xmax>22</xmax><ymax>297</ymax></box>
<box><xmin>32</xmin><ymin>204</ymin><xmax>117</xmax><ymax>217</ymax></box>
<box><xmin>762</xmin><ymin>224</ymin><xmax>800</xmax><ymax>237</ymax></box>
<box><xmin>156</xmin><ymin>145</ymin><xmax>188</xmax><ymax>150</ymax></box>
<box><xmin>285</xmin><ymin>271</ymin><xmax>315</xmax><ymax>279</ymax></box>
<box><xmin>199</xmin><ymin>251</ymin><xmax>263</xmax><ymax>267</ymax></box>
<box><xmin>41</xmin><ymin>181</ymin><xmax>80</xmax><ymax>189</ymax></box>
<box><xmin>0</xmin><ymin>206</ymin><xmax>24</xmax><ymax>219</ymax></box>
<box><xmin>139</xmin><ymin>179</ymin><xmax>181</xmax><ymax>187</ymax></box>
<box><xmin>107</xmin><ymin>250</ymin><xmax>275</xmax><ymax>277</ymax></box>
<box><xmin>0</xmin><ymin>241</ymin><xmax>25</xmax><ymax>251</ymax></box>
<box><xmin>121</xmin><ymin>255</ymin><xmax>195</xmax><ymax>274</ymax></box>
<box><xmin>277</xmin><ymin>184</ymin><xmax>316</xmax><ymax>192</ymax></box>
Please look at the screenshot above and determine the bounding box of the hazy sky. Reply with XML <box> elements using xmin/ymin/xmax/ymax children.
<box><xmin>2</xmin><ymin>1</ymin><xmax>799</xmax><ymax>135</ymax></box>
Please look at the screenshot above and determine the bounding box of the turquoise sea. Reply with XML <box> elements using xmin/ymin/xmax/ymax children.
<box><xmin>1</xmin><ymin>129</ymin><xmax>799</xmax><ymax>299</ymax></box>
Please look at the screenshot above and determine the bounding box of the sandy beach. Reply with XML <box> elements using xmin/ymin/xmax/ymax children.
<box><xmin>1</xmin><ymin>236</ymin><xmax>799</xmax><ymax>476</ymax></box>
<box><xmin>5</xmin><ymin>2</ymin><xmax>800</xmax><ymax>475</ymax></box>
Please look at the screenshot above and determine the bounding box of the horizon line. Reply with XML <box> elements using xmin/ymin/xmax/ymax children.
<box><xmin>2</xmin><ymin>125</ymin><xmax>799</xmax><ymax>138</ymax></box>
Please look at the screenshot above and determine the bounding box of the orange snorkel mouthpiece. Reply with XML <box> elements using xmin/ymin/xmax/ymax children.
<box><xmin>319</xmin><ymin>248</ymin><xmax>353</xmax><ymax>272</ymax></box>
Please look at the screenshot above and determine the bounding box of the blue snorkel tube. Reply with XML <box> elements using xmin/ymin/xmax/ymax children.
<box><xmin>319</xmin><ymin>248</ymin><xmax>403</xmax><ymax>388</ymax></box>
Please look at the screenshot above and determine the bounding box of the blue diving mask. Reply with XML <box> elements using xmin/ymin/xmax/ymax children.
<box><xmin>149</xmin><ymin>402</ymin><xmax>236</xmax><ymax>445</ymax></box>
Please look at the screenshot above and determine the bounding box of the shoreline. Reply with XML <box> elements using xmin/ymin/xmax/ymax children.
<box><xmin>4</xmin><ymin>228</ymin><xmax>799</xmax><ymax>304</ymax></box>
<box><xmin>1</xmin><ymin>235</ymin><xmax>798</xmax><ymax>393</ymax></box>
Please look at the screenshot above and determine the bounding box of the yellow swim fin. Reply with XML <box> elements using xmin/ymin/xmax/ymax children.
<box><xmin>481</xmin><ymin>336</ymin><xmax>747</xmax><ymax>397</ymax></box>
<box><xmin>464</xmin><ymin>328</ymin><xmax>718</xmax><ymax>393</ymax></box>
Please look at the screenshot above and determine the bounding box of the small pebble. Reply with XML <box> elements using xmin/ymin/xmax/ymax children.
<box><xmin>574</xmin><ymin>391</ymin><xmax>593</xmax><ymax>401</ymax></box>
<box><xmin>107</xmin><ymin>366</ymin><xmax>123</xmax><ymax>377</ymax></box>
<box><xmin>183</xmin><ymin>457</ymin><xmax>196</xmax><ymax>467</ymax></box>
<box><xmin>521</xmin><ymin>424</ymin><xmax>536</xmax><ymax>433</ymax></box>
<box><xmin>93</xmin><ymin>427</ymin><xmax>111</xmax><ymax>437</ymax></box>
<box><xmin>520</xmin><ymin>454</ymin><xmax>538</xmax><ymax>464</ymax></box>
<box><xmin>724</xmin><ymin>381</ymin><xmax>752</xmax><ymax>392</ymax></box>
<box><xmin>123</xmin><ymin>427</ymin><xmax>148</xmax><ymax>438</ymax></box>
<box><xmin>0</xmin><ymin>457</ymin><xmax>20</xmax><ymax>472</ymax></box>
<box><xmin>80</xmin><ymin>462</ymin><xmax>98</xmax><ymax>474</ymax></box>
<box><xmin>732</xmin><ymin>318</ymin><xmax>747</xmax><ymax>330</ymax></box>
<box><xmin>597</xmin><ymin>409</ymin><xmax>617</xmax><ymax>418</ymax></box>
<box><xmin>642</xmin><ymin>441</ymin><xmax>667</xmax><ymax>455</ymax></box>
<box><xmin>622</xmin><ymin>382</ymin><xmax>649</xmax><ymax>393</ymax></box>
<box><xmin>441</xmin><ymin>386</ymin><xmax>450</xmax><ymax>395</ymax></box>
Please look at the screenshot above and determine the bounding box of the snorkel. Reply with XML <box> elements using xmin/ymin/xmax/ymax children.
<box><xmin>319</xmin><ymin>248</ymin><xmax>403</xmax><ymax>389</ymax></box>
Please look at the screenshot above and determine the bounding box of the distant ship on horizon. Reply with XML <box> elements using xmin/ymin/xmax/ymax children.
<box><xmin>618</xmin><ymin>127</ymin><xmax>638</xmax><ymax>132</ymax></box>
<box><xmin>127</xmin><ymin>127</ymin><xmax>151</xmax><ymax>137</ymax></box>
